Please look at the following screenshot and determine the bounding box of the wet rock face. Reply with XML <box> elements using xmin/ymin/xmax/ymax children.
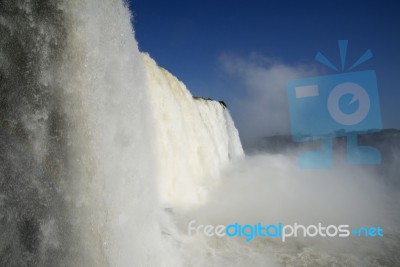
<box><xmin>18</xmin><ymin>217</ymin><xmax>40</xmax><ymax>254</ymax></box>
<box><xmin>0</xmin><ymin>2</ymin><xmax>70</xmax><ymax>265</ymax></box>
<box><xmin>0</xmin><ymin>130</ymin><xmax>47</xmax><ymax>266</ymax></box>
<box><xmin>0</xmin><ymin>128</ymin><xmax>73</xmax><ymax>267</ymax></box>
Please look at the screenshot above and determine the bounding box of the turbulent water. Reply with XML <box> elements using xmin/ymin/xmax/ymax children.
<box><xmin>143</xmin><ymin>54</ymin><xmax>243</xmax><ymax>207</ymax></box>
<box><xmin>0</xmin><ymin>0</ymin><xmax>175</xmax><ymax>266</ymax></box>
<box><xmin>0</xmin><ymin>1</ymin><xmax>399</xmax><ymax>267</ymax></box>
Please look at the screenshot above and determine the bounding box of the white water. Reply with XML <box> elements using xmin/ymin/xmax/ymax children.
<box><xmin>0</xmin><ymin>1</ymin><xmax>399</xmax><ymax>267</ymax></box>
<box><xmin>143</xmin><ymin>54</ymin><xmax>243</xmax><ymax>207</ymax></box>
<box><xmin>0</xmin><ymin>0</ymin><xmax>176</xmax><ymax>266</ymax></box>
<box><xmin>1</xmin><ymin>0</ymin><xmax>242</xmax><ymax>266</ymax></box>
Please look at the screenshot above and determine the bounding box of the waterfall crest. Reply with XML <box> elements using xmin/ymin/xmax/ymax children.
<box><xmin>143</xmin><ymin>53</ymin><xmax>243</xmax><ymax>207</ymax></box>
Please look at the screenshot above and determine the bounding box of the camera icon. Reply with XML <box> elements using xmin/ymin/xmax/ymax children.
<box><xmin>286</xmin><ymin>41</ymin><xmax>382</xmax><ymax>168</ymax></box>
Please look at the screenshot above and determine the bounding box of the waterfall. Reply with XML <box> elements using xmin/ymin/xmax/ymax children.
<box><xmin>0</xmin><ymin>1</ymin><xmax>242</xmax><ymax>266</ymax></box>
<box><xmin>143</xmin><ymin>54</ymin><xmax>243</xmax><ymax>207</ymax></box>
<box><xmin>4</xmin><ymin>1</ymin><xmax>396</xmax><ymax>267</ymax></box>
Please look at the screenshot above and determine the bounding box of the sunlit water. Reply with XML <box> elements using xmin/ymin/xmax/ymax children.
<box><xmin>0</xmin><ymin>1</ymin><xmax>398</xmax><ymax>266</ymax></box>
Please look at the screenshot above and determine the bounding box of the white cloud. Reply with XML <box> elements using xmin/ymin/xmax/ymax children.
<box><xmin>220</xmin><ymin>53</ymin><xmax>320</xmax><ymax>147</ymax></box>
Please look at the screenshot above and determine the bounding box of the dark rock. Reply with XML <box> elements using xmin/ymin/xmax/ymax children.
<box><xmin>193</xmin><ymin>96</ymin><xmax>228</xmax><ymax>108</ymax></box>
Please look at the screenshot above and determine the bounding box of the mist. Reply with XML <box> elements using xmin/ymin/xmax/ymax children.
<box><xmin>175</xmin><ymin>151</ymin><xmax>400</xmax><ymax>266</ymax></box>
<box><xmin>162</xmin><ymin>52</ymin><xmax>400</xmax><ymax>267</ymax></box>
<box><xmin>219</xmin><ymin>53</ymin><xmax>321</xmax><ymax>148</ymax></box>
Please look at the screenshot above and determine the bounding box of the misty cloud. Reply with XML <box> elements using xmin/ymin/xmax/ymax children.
<box><xmin>219</xmin><ymin>53</ymin><xmax>320</xmax><ymax>147</ymax></box>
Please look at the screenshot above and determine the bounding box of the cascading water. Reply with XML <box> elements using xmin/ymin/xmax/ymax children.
<box><xmin>1</xmin><ymin>1</ymin><xmax>399</xmax><ymax>267</ymax></box>
<box><xmin>143</xmin><ymin>54</ymin><xmax>243</xmax><ymax>207</ymax></box>
<box><xmin>0</xmin><ymin>0</ymin><xmax>242</xmax><ymax>266</ymax></box>
<box><xmin>1</xmin><ymin>0</ymin><xmax>164</xmax><ymax>266</ymax></box>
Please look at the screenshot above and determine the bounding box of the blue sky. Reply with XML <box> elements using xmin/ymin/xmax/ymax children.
<box><xmin>129</xmin><ymin>0</ymin><xmax>400</xmax><ymax>139</ymax></box>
